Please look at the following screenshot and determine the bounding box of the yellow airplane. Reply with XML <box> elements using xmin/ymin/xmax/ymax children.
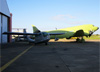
<box><xmin>3</xmin><ymin>24</ymin><xmax>99</xmax><ymax>45</ymax></box>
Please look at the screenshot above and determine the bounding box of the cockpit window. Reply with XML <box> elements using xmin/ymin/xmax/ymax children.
<box><xmin>35</xmin><ymin>32</ymin><xmax>48</xmax><ymax>37</ymax></box>
<box><xmin>42</xmin><ymin>32</ymin><xmax>48</xmax><ymax>37</ymax></box>
<box><xmin>35</xmin><ymin>33</ymin><xmax>41</xmax><ymax>37</ymax></box>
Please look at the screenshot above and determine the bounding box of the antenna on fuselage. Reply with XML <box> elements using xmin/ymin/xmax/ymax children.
<box><xmin>55</xmin><ymin>27</ymin><xmax>57</xmax><ymax>30</ymax></box>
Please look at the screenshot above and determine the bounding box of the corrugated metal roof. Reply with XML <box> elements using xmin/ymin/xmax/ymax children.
<box><xmin>0</xmin><ymin>0</ymin><xmax>10</xmax><ymax>17</ymax></box>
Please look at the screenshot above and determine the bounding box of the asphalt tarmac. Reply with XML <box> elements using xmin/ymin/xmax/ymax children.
<box><xmin>0</xmin><ymin>41</ymin><xmax>100</xmax><ymax>72</ymax></box>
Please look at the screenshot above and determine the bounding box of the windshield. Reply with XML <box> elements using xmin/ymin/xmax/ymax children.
<box><xmin>42</xmin><ymin>32</ymin><xmax>48</xmax><ymax>37</ymax></box>
<box><xmin>35</xmin><ymin>33</ymin><xmax>41</xmax><ymax>37</ymax></box>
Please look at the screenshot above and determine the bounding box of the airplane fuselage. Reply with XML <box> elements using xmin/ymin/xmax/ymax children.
<box><xmin>46</xmin><ymin>24</ymin><xmax>99</xmax><ymax>39</ymax></box>
<box><xmin>3</xmin><ymin>24</ymin><xmax>99</xmax><ymax>44</ymax></box>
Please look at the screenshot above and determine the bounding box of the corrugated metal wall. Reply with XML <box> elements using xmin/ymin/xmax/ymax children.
<box><xmin>0</xmin><ymin>0</ymin><xmax>10</xmax><ymax>44</ymax></box>
<box><xmin>0</xmin><ymin>14</ymin><xmax>8</xmax><ymax>43</ymax></box>
<box><xmin>0</xmin><ymin>0</ymin><xmax>10</xmax><ymax>17</ymax></box>
<box><xmin>0</xmin><ymin>14</ymin><xmax>1</xmax><ymax>43</ymax></box>
<box><xmin>2</xmin><ymin>15</ymin><xmax>8</xmax><ymax>43</ymax></box>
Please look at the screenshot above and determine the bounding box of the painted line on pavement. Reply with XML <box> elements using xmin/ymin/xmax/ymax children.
<box><xmin>0</xmin><ymin>45</ymin><xmax>33</xmax><ymax>72</ymax></box>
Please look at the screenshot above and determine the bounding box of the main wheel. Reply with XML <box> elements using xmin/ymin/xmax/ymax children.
<box><xmin>80</xmin><ymin>38</ymin><xmax>85</xmax><ymax>43</ymax></box>
<box><xmin>45</xmin><ymin>42</ymin><xmax>48</xmax><ymax>45</ymax></box>
<box><xmin>34</xmin><ymin>43</ymin><xmax>37</xmax><ymax>45</ymax></box>
<box><xmin>76</xmin><ymin>38</ymin><xmax>80</xmax><ymax>42</ymax></box>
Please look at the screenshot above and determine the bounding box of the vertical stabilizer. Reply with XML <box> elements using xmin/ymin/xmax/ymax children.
<box><xmin>32</xmin><ymin>25</ymin><xmax>41</xmax><ymax>33</ymax></box>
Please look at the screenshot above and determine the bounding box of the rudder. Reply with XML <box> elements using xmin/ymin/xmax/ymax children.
<box><xmin>32</xmin><ymin>25</ymin><xmax>41</xmax><ymax>33</ymax></box>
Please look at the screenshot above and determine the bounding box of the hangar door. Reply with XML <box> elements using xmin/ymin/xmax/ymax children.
<box><xmin>1</xmin><ymin>15</ymin><xmax>8</xmax><ymax>43</ymax></box>
<box><xmin>0</xmin><ymin>14</ymin><xmax>1</xmax><ymax>43</ymax></box>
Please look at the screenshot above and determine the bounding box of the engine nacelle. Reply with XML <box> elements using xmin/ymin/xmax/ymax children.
<box><xmin>66</xmin><ymin>37</ymin><xmax>71</xmax><ymax>39</ymax></box>
<box><xmin>55</xmin><ymin>38</ymin><xmax>59</xmax><ymax>41</ymax></box>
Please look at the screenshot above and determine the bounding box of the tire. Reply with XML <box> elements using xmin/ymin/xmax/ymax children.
<box><xmin>45</xmin><ymin>42</ymin><xmax>48</xmax><ymax>45</ymax></box>
<box><xmin>80</xmin><ymin>39</ymin><xmax>85</xmax><ymax>43</ymax></box>
<box><xmin>76</xmin><ymin>38</ymin><xmax>80</xmax><ymax>42</ymax></box>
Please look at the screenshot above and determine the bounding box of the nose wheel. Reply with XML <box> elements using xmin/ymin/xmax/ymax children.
<box><xmin>45</xmin><ymin>42</ymin><xmax>48</xmax><ymax>45</ymax></box>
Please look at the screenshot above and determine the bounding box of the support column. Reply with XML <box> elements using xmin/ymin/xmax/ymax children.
<box><xmin>8</xmin><ymin>13</ymin><xmax>12</xmax><ymax>42</ymax></box>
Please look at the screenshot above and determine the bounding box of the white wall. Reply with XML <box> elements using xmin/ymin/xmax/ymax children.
<box><xmin>2</xmin><ymin>15</ymin><xmax>8</xmax><ymax>43</ymax></box>
<box><xmin>0</xmin><ymin>14</ymin><xmax>1</xmax><ymax>43</ymax></box>
<box><xmin>0</xmin><ymin>0</ymin><xmax>1</xmax><ymax>12</ymax></box>
<box><xmin>0</xmin><ymin>0</ymin><xmax>10</xmax><ymax>17</ymax></box>
<box><xmin>0</xmin><ymin>0</ymin><xmax>10</xmax><ymax>43</ymax></box>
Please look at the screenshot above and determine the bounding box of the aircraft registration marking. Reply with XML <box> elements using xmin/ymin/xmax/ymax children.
<box><xmin>0</xmin><ymin>45</ymin><xmax>33</xmax><ymax>72</ymax></box>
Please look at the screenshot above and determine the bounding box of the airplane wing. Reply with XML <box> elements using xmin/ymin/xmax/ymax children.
<box><xmin>73</xmin><ymin>30</ymin><xmax>84</xmax><ymax>37</ymax></box>
<box><xmin>48</xmin><ymin>33</ymin><xmax>65</xmax><ymax>35</ymax></box>
<box><xmin>73</xmin><ymin>29</ymin><xmax>94</xmax><ymax>37</ymax></box>
<box><xmin>66</xmin><ymin>30</ymin><xmax>86</xmax><ymax>39</ymax></box>
<box><xmin>3</xmin><ymin>32</ymin><xmax>65</xmax><ymax>35</ymax></box>
<box><xmin>3</xmin><ymin>32</ymin><xmax>38</xmax><ymax>35</ymax></box>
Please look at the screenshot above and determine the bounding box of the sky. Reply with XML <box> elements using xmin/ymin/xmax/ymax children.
<box><xmin>6</xmin><ymin>0</ymin><xmax>100</xmax><ymax>34</ymax></box>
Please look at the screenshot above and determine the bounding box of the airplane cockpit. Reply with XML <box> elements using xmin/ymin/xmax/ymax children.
<box><xmin>42</xmin><ymin>32</ymin><xmax>49</xmax><ymax>37</ymax></box>
<box><xmin>35</xmin><ymin>32</ymin><xmax>49</xmax><ymax>37</ymax></box>
<box><xmin>35</xmin><ymin>32</ymin><xmax>50</xmax><ymax>44</ymax></box>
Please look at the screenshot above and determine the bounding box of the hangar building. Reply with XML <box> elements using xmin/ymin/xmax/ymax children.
<box><xmin>0</xmin><ymin>0</ymin><xmax>12</xmax><ymax>43</ymax></box>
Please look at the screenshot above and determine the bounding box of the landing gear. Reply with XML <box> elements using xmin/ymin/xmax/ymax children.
<box><xmin>76</xmin><ymin>37</ymin><xmax>85</xmax><ymax>43</ymax></box>
<box><xmin>45</xmin><ymin>42</ymin><xmax>48</xmax><ymax>45</ymax></box>
<box><xmin>34</xmin><ymin>43</ymin><xmax>37</xmax><ymax>45</ymax></box>
<box><xmin>76</xmin><ymin>38</ymin><xmax>80</xmax><ymax>42</ymax></box>
<box><xmin>80</xmin><ymin>37</ymin><xmax>85</xmax><ymax>43</ymax></box>
<box><xmin>34</xmin><ymin>42</ymin><xmax>48</xmax><ymax>45</ymax></box>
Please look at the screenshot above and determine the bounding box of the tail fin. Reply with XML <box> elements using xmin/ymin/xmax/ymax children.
<box><xmin>32</xmin><ymin>25</ymin><xmax>41</xmax><ymax>33</ymax></box>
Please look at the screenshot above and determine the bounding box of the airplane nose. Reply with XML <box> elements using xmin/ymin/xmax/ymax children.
<box><xmin>97</xmin><ymin>27</ymin><xmax>99</xmax><ymax>29</ymax></box>
<box><xmin>97</xmin><ymin>27</ymin><xmax>99</xmax><ymax>30</ymax></box>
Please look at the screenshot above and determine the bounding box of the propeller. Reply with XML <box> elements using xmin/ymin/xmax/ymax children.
<box><xmin>89</xmin><ymin>29</ymin><xmax>94</xmax><ymax>37</ymax></box>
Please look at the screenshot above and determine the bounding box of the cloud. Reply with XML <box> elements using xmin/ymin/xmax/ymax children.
<box><xmin>68</xmin><ymin>21</ymin><xmax>82</xmax><ymax>24</ymax></box>
<box><xmin>67</xmin><ymin>20</ymin><xmax>89</xmax><ymax>24</ymax></box>
<box><xmin>66</xmin><ymin>14</ymin><xmax>76</xmax><ymax>19</ymax></box>
<box><xmin>52</xmin><ymin>14</ymin><xmax>76</xmax><ymax>21</ymax></box>
<box><xmin>52</xmin><ymin>15</ymin><xmax>66</xmax><ymax>20</ymax></box>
